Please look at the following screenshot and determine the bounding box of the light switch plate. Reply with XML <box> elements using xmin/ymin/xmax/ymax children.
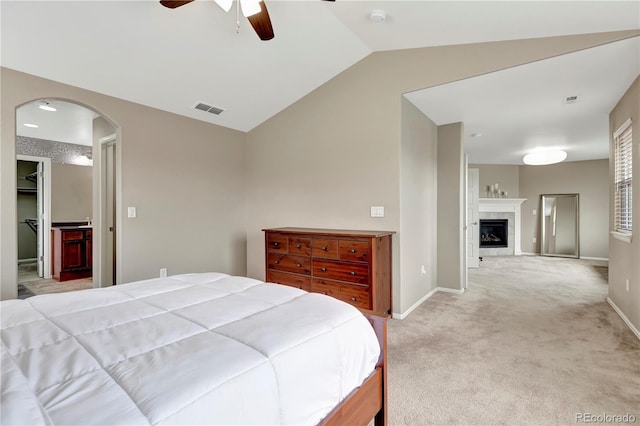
<box><xmin>128</xmin><ymin>207</ymin><xmax>137</xmax><ymax>218</ymax></box>
<box><xmin>370</xmin><ymin>206</ymin><xmax>385</xmax><ymax>218</ymax></box>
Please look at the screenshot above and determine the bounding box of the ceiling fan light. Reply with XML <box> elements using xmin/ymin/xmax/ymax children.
<box><xmin>214</xmin><ymin>0</ymin><xmax>232</xmax><ymax>13</ymax></box>
<box><xmin>240</xmin><ymin>0</ymin><xmax>261</xmax><ymax>17</ymax></box>
<box><xmin>523</xmin><ymin>150</ymin><xmax>567</xmax><ymax>166</ymax></box>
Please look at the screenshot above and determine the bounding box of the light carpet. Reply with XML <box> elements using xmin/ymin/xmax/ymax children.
<box><xmin>387</xmin><ymin>256</ymin><xmax>639</xmax><ymax>425</ymax></box>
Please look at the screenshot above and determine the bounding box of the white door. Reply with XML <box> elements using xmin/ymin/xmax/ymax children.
<box><xmin>467</xmin><ymin>168</ymin><xmax>480</xmax><ymax>268</ymax></box>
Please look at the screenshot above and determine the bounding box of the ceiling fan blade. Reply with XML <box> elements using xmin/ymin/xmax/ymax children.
<box><xmin>159</xmin><ymin>0</ymin><xmax>194</xmax><ymax>9</ymax></box>
<box><xmin>247</xmin><ymin>1</ymin><xmax>274</xmax><ymax>41</ymax></box>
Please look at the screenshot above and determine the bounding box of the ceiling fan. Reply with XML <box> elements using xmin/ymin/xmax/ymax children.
<box><xmin>160</xmin><ymin>0</ymin><xmax>335</xmax><ymax>41</ymax></box>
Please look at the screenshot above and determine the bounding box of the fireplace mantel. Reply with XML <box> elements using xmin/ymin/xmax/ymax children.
<box><xmin>479</xmin><ymin>198</ymin><xmax>527</xmax><ymax>208</ymax></box>
<box><xmin>479</xmin><ymin>198</ymin><xmax>527</xmax><ymax>255</ymax></box>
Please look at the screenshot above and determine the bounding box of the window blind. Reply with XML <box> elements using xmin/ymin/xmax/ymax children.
<box><xmin>614</xmin><ymin>120</ymin><xmax>632</xmax><ymax>233</ymax></box>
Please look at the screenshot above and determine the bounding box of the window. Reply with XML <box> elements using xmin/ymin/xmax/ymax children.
<box><xmin>614</xmin><ymin>119</ymin><xmax>632</xmax><ymax>234</ymax></box>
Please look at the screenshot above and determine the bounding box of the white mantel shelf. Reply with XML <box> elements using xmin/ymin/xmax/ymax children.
<box><xmin>479</xmin><ymin>198</ymin><xmax>527</xmax><ymax>256</ymax></box>
<box><xmin>479</xmin><ymin>198</ymin><xmax>527</xmax><ymax>206</ymax></box>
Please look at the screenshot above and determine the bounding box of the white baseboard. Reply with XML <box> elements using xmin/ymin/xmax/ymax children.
<box><xmin>520</xmin><ymin>252</ymin><xmax>539</xmax><ymax>256</ymax></box>
<box><xmin>580</xmin><ymin>256</ymin><xmax>609</xmax><ymax>262</ymax></box>
<box><xmin>18</xmin><ymin>258</ymin><xmax>37</xmax><ymax>264</ymax></box>
<box><xmin>392</xmin><ymin>286</ymin><xmax>464</xmax><ymax>320</ymax></box>
<box><xmin>607</xmin><ymin>297</ymin><xmax>640</xmax><ymax>341</ymax></box>
<box><xmin>437</xmin><ymin>286</ymin><xmax>465</xmax><ymax>294</ymax></box>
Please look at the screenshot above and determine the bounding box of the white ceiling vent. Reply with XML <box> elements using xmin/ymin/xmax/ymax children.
<box><xmin>194</xmin><ymin>102</ymin><xmax>225</xmax><ymax>115</ymax></box>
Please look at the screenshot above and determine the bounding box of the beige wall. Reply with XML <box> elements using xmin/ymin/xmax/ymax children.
<box><xmin>469</xmin><ymin>164</ymin><xmax>520</xmax><ymax>198</ymax></box>
<box><xmin>1</xmin><ymin>68</ymin><xmax>247</xmax><ymax>299</ymax></box>
<box><xmin>245</xmin><ymin>31</ymin><xmax>638</xmax><ymax>316</ymax></box>
<box><xmin>437</xmin><ymin>123</ymin><xmax>465</xmax><ymax>290</ymax></box>
<box><xmin>519</xmin><ymin>159</ymin><xmax>609</xmax><ymax>259</ymax></box>
<box><xmin>51</xmin><ymin>163</ymin><xmax>92</xmax><ymax>221</ymax></box>
<box><xmin>608</xmin><ymin>75</ymin><xmax>640</xmax><ymax>332</ymax></box>
<box><xmin>3</xmin><ymin>31</ymin><xmax>636</xmax><ymax>310</ymax></box>
<box><xmin>399</xmin><ymin>98</ymin><xmax>438</xmax><ymax>313</ymax></box>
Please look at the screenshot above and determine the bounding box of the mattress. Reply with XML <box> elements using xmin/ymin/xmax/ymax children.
<box><xmin>1</xmin><ymin>273</ymin><xmax>380</xmax><ymax>425</ymax></box>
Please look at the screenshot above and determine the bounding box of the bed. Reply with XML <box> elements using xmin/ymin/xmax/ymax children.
<box><xmin>1</xmin><ymin>272</ymin><xmax>388</xmax><ymax>425</ymax></box>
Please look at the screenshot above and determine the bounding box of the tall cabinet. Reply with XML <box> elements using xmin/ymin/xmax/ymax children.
<box><xmin>263</xmin><ymin>227</ymin><xmax>394</xmax><ymax>314</ymax></box>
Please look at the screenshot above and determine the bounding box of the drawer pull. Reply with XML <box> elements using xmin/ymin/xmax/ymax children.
<box><xmin>273</xmin><ymin>242</ymin><xmax>279</xmax><ymax>247</ymax></box>
<box><xmin>296</xmin><ymin>244</ymin><xmax>301</xmax><ymax>249</ymax></box>
<box><xmin>274</xmin><ymin>260</ymin><xmax>280</xmax><ymax>264</ymax></box>
<box><xmin>322</xmin><ymin>246</ymin><xmax>327</xmax><ymax>251</ymax></box>
<box><xmin>350</xmin><ymin>271</ymin><xmax>356</xmax><ymax>276</ymax></box>
<box><xmin>321</xmin><ymin>267</ymin><xmax>327</xmax><ymax>272</ymax></box>
<box><xmin>350</xmin><ymin>297</ymin><xmax>356</xmax><ymax>302</ymax></box>
<box><xmin>350</xmin><ymin>249</ymin><xmax>356</xmax><ymax>253</ymax></box>
<box><xmin>296</xmin><ymin>263</ymin><xmax>302</xmax><ymax>268</ymax></box>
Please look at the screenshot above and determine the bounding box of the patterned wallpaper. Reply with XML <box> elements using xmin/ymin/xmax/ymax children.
<box><xmin>16</xmin><ymin>136</ymin><xmax>93</xmax><ymax>166</ymax></box>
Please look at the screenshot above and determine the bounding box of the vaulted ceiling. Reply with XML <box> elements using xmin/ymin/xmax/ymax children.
<box><xmin>2</xmin><ymin>1</ymin><xmax>639</xmax><ymax>163</ymax></box>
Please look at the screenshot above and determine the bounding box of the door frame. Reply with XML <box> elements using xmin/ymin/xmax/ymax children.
<box><xmin>97</xmin><ymin>133</ymin><xmax>118</xmax><ymax>286</ymax></box>
<box><xmin>17</xmin><ymin>154</ymin><xmax>52</xmax><ymax>279</ymax></box>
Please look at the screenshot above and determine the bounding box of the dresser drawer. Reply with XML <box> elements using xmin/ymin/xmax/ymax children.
<box><xmin>267</xmin><ymin>234</ymin><xmax>288</xmax><ymax>253</ymax></box>
<box><xmin>267</xmin><ymin>253</ymin><xmax>311</xmax><ymax>275</ymax></box>
<box><xmin>313</xmin><ymin>259</ymin><xmax>369</xmax><ymax>285</ymax></box>
<box><xmin>267</xmin><ymin>270</ymin><xmax>311</xmax><ymax>291</ymax></box>
<box><xmin>312</xmin><ymin>279</ymin><xmax>369</xmax><ymax>310</ymax></box>
<box><xmin>289</xmin><ymin>237</ymin><xmax>311</xmax><ymax>256</ymax></box>
<box><xmin>312</xmin><ymin>239</ymin><xmax>339</xmax><ymax>259</ymax></box>
<box><xmin>339</xmin><ymin>240</ymin><xmax>369</xmax><ymax>262</ymax></box>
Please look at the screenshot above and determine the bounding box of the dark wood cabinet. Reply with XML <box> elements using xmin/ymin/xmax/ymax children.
<box><xmin>52</xmin><ymin>227</ymin><xmax>92</xmax><ymax>281</ymax></box>
<box><xmin>263</xmin><ymin>227</ymin><xmax>394</xmax><ymax>314</ymax></box>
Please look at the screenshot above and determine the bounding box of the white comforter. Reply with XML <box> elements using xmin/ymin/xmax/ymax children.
<box><xmin>1</xmin><ymin>273</ymin><xmax>380</xmax><ymax>425</ymax></box>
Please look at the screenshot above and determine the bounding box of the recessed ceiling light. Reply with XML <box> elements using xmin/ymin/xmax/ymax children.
<box><xmin>523</xmin><ymin>150</ymin><xmax>567</xmax><ymax>166</ymax></box>
<box><xmin>39</xmin><ymin>103</ymin><xmax>57</xmax><ymax>112</ymax></box>
<box><xmin>24</xmin><ymin>123</ymin><xmax>39</xmax><ymax>128</ymax></box>
<box><xmin>471</xmin><ymin>132</ymin><xmax>482</xmax><ymax>138</ymax></box>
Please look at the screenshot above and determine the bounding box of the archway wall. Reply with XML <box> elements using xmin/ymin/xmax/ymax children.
<box><xmin>1</xmin><ymin>68</ymin><xmax>247</xmax><ymax>299</ymax></box>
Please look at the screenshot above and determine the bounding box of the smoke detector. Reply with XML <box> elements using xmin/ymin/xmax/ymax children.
<box><xmin>370</xmin><ymin>10</ymin><xmax>386</xmax><ymax>23</ymax></box>
<box><xmin>564</xmin><ymin>95</ymin><xmax>579</xmax><ymax>104</ymax></box>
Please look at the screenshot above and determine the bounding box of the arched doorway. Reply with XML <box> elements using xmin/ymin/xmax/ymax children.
<box><xmin>15</xmin><ymin>98</ymin><xmax>119</xmax><ymax>297</ymax></box>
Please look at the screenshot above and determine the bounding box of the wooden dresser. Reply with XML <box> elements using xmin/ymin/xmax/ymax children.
<box><xmin>263</xmin><ymin>228</ymin><xmax>394</xmax><ymax>314</ymax></box>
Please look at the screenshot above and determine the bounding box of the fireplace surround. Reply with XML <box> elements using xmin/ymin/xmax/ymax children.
<box><xmin>478</xmin><ymin>198</ymin><xmax>526</xmax><ymax>256</ymax></box>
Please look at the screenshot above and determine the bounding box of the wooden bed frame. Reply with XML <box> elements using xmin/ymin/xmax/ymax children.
<box><xmin>319</xmin><ymin>309</ymin><xmax>389</xmax><ymax>426</ymax></box>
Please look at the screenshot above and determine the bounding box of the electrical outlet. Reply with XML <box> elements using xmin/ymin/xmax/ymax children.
<box><xmin>532</xmin><ymin>237</ymin><xmax>537</xmax><ymax>244</ymax></box>
<box><xmin>421</xmin><ymin>265</ymin><xmax>426</xmax><ymax>275</ymax></box>
<box><xmin>160</xmin><ymin>268</ymin><xmax>167</xmax><ymax>278</ymax></box>
<box><xmin>532</xmin><ymin>209</ymin><xmax>537</xmax><ymax>215</ymax></box>
<box><xmin>626</xmin><ymin>279</ymin><xmax>630</xmax><ymax>292</ymax></box>
<box><xmin>128</xmin><ymin>207</ymin><xmax>137</xmax><ymax>218</ymax></box>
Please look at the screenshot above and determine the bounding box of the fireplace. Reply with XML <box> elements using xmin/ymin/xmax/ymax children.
<box><xmin>480</xmin><ymin>219</ymin><xmax>508</xmax><ymax>248</ymax></box>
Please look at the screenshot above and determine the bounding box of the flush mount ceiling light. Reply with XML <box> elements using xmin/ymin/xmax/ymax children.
<box><xmin>523</xmin><ymin>150</ymin><xmax>567</xmax><ymax>166</ymax></box>
<box><xmin>24</xmin><ymin>123</ymin><xmax>39</xmax><ymax>128</ymax></box>
<box><xmin>38</xmin><ymin>100</ymin><xmax>57</xmax><ymax>112</ymax></box>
